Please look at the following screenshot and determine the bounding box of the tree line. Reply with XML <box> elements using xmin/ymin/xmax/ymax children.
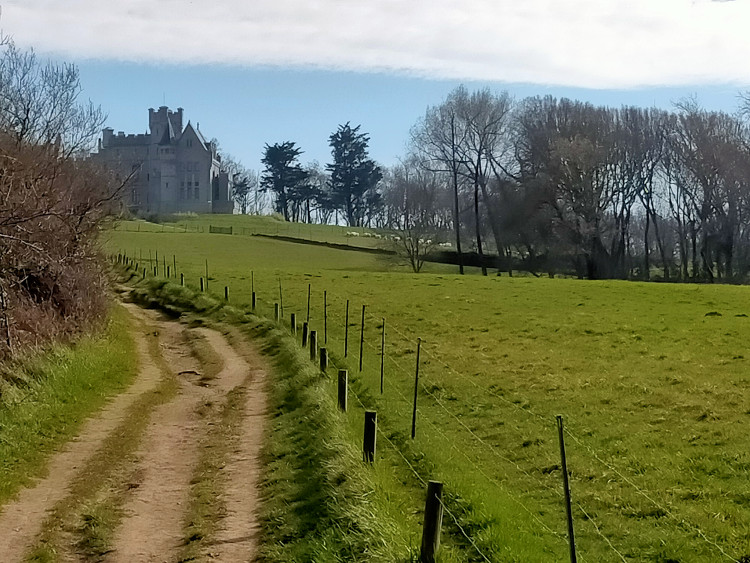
<box><xmin>243</xmin><ymin>86</ymin><xmax>750</xmax><ymax>281</ymax></box>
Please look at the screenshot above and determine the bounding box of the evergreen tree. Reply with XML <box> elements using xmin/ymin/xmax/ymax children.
<box><xmin>260</xmin><ymin>141</ymin><xmax>309</xmax><ymax>220</ymax></box>
<box><xmin>326</xmin><ymin>123</ymin><xmax>383</xmax><ymax>226</ymax></box>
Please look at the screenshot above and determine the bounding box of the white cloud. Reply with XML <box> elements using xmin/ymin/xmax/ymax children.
<box><xmin>2</xmin><ymin>0</ymin><xmax>749</xmax><ymax>88</ymax></box>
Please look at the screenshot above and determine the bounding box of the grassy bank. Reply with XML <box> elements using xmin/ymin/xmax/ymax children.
<box><xmin>0</xmin><ymin>305</ymin><xmax>138</xmax><ymax>505</ymax></box>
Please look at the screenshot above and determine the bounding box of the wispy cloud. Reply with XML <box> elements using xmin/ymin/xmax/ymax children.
<box><xmin>2</xmin><ymin>0</ymin><xmax>749</xmax><ymax>88</ymax></box>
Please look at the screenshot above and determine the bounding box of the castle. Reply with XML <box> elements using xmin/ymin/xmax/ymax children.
<box><xmin>94</xmin><ymin>106</ymin><xmax>233</xmax><ymax>215</ymax></box>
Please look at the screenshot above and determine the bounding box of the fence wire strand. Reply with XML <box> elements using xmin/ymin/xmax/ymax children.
<box><xmin>339</xmin><ymin>359</ymin><xmax>494</xmax><ymax>563</ymax></box>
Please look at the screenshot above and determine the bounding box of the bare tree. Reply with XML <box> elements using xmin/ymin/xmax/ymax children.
<box><xmin>411</xmin><ymin>86</ymin><xmax>471</xmax><ymax>274</ymax></box>
<box><xmin>0</xmin><ymin>38</ymin><xmax>120</xmax><ymax>355</ymax></box>
<box><xmin>0</xmin><ymin>41</ymin><xmax>105</xmax><ymax>155</ymax></box>
<box><xmin>386</xmin><ymin>158</ymin><xmax>445</xmax><ymax>272</ymax></box>
<box><xmin>458</xmin><ymin>88</ymin><xmax>514</xmax><ymax>275</ymax></box>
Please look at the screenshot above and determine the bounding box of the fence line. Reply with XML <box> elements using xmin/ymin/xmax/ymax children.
<box><xmin>337</xmin><ymin>358</ymin><xmax>495</xmax><ymax>563</ymax></box>
<box><xmin>344</xmin><ymin>314</ymin><xmax>633</xmax><ymax>562</ymax></box>
<box><xmin>374</xmin><ymin>359</ymin><xmax>567</xmax><ymax>542</ymax></box>
<box><xmin>349</xmin><ymin>301</ymin><xmax>731</xmax><ymax>561</ymax></box>
<box><xmin>118</xmin><ymin>255</ymin><xmax>741</xmax><ymax>562</ymax></box>
<box><xmin>309</xmin><ymin>287</ymin><xmax>735</xmax><ymax>562</ymax></box>
<box><xmin>120</xmin><ymin>257</ymin><xmax>576</xmax><ymax>556</ymax></box>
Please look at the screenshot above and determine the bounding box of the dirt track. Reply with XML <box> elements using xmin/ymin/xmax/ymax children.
<box><xmin>0</xmin><ymin>302</ymin><xmax>268</xmax><ymax>562</ymax></box>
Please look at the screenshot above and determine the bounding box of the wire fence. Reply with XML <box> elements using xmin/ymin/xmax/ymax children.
<box><xmin>114</xmin><ymin>249</ymin><xmax>744</xmax><ymax>563</ymax></box>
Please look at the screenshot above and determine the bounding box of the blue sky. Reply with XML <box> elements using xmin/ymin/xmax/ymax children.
<box><xmin>4</xmin><ymin>0</ymin><xmax>750</xmax><ymax>172</ymax></box>
<box><xmin>76</xmin><ymin>62</ymin><xmax>747</xmax><ymax>172</ymax></box>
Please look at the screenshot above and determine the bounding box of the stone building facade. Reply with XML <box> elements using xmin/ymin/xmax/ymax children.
<box><xmin>94</xmin><ymin>106</ymin><xmax>233</xmax><ymax>215</ymax></box>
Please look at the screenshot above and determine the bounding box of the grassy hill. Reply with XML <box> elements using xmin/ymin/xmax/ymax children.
<box><xmin>107</xmin><ymin>215</ymin><xmax>750</xmax><ymax>562</ymax></box>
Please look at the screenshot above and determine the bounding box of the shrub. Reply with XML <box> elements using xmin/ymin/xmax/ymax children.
<box><xmin>0</xmin><ymin>37</ymin><xmax>122</xmax><ymax>355</ymax></box>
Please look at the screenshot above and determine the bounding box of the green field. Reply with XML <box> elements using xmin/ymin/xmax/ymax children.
<box><xmin>107</xmin><ymin>215</ymin><xmax>750</xmax><ymax>562</ymax></box>
<box><xmin>112</xmin><ymin>213</ymin><xmax>389</xmax><ymax>250</ymax></box>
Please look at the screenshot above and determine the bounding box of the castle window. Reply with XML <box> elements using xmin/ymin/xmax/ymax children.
<box><xmin>194</xmin><ymin>187</ymin><xmax>199</xmax><ymax>199</ymax></box>
<box><xmin>195</xmin><ymin>181</ymin><xmax>199</xmax><ymax>187</ymax></box>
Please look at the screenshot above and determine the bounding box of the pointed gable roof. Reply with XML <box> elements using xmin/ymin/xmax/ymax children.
<box><xmin>182</xmin><ymin>121</ymin><xmax>208</xmax><ymax>151</ymax></box>
<box><xmin>194</xmin><ymin>124</ymin><xmax>209</xmax><ymax>148</ymax></box>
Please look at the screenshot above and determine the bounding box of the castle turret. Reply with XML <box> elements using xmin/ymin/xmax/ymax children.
<box><xmin>101</xmin><ymin>127</ymin><xmax>114</xmax><ymax>148</ymax></box>
<box><xmin>170</xmin><ymin>107</ymin><xmax>184</xmax><ymax>135</ymax></box>
<box><xmin>149</xmin><ymin>106</ymin><xmax>172</xmax><ymax>143</ymax></box>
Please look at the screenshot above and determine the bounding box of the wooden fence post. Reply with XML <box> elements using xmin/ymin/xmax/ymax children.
<box><xmin>309</xmin><ymin>330</ymin><xmax>317</xmax><ymax>362</ymax></box>
<box><xmin>274</xmin><ymin>302</ymin><xmax>279</xmax><ymax>321</ymax></box>
<box><xmin>225</xmin><ymin>286</ymin><xmax>229</xmax><ymax>301</ymax></box>
<box><xmin>200</xmin><ymin>277</ymin><xmax>204</xmax><ymax>292</ymax></box>
<box><xmin>279</xmin><ymin>279</ymin><xmax>284</xmax><ymax>318</ymax></box>
<box><xmin>167</xmin><ymin>265</ymin><xmax>170</xmax><ymax>278</ymax></box>
<box><xmin>180</xmin><ymin>273</ymin><xmax>184</xmax><ymax>286</ymax></box>
<box><xmin>290</xmin><ymin>312</ymin><xmax>297</xmax><ymax>335</ymax></box>
<box><xmin>338</xmin><ymin>370</ymin><xmax>348</xmax><ymax>412</ymax></box>
<box><xmin>252</xmin><ymin>292</ymin><xmax>256</xmax><ymax>311</ymax></box>
<box><xmin>173</xmin><ymin>255</ymin><xmax>176</xmax><ymax>277</ymax></box>
<box><xmin>302</xmin><ymin>322</ymin><xmax>308</xmax><ymax>347</ymax></box>
<box><xmin>420</xmin><ymin>481</ymin><xmax>444</xmax><ymax>563</ymax></box>
<box><xmin>411</xmin><ymin>338</ymin><xmax>421</xmax><ymax>439</ymax></box>
<box><xmin>319</xmin><ymin>347</ymin><xmax>328</xmax><ymax>372</ymax></box>
<box><xmin>363</xmin><ymin>410</ymin><xmax>377</xmax><ymax>463</ymax></box>
<box><xmin>557</xmin><ymin>415</ymin><xmax>578</xmax><ymax>563</ymax></box>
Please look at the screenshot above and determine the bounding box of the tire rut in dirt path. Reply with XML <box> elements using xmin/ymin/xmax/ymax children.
<box><xmin>0</xmin><ymin>304</ymin><xmax>163</xmax><ymax>562</ymax></box>
<box><xmin>200</xmin><ymin>330</ymin><xmax>268</xmax><ymax>562</ymax></box>
<box><xmin>103</xmin><ymin>311</ymin><xmax>214</xmax><ymax>563</ymax></box>
<box><xmin>106</xmin><ymin>315</ymin><xmax>268</xmax><ymax>563</ymax></box>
